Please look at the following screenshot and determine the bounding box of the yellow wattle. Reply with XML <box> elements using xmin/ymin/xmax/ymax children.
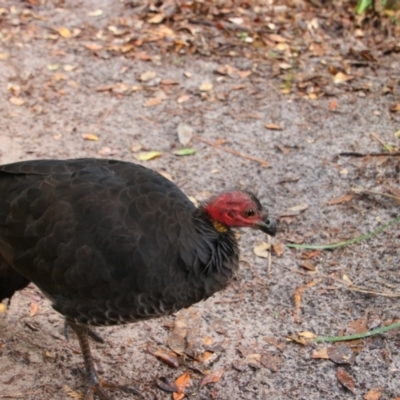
<box><xmin>212</xmin><ymin>220</ymin><xmax>228</xmax><ymax>233</ymax></box>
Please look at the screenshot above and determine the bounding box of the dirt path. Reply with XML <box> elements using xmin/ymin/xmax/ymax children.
<box><xmin>0</xmin><ymin>1</ymin><xmax>399</xmax><ymax>399</ymax></box>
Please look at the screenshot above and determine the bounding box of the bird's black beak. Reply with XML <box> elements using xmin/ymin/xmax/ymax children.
<box><xmin>255</xmin><ymin>215</ymin><xmax>277</xmax><ymax>236</ymax></box>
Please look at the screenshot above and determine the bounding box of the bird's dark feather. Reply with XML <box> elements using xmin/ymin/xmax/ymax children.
<box><xmin>0</xmin><ymin>159</ymin><xmax>239</xmax><ymax>325</ymax></box>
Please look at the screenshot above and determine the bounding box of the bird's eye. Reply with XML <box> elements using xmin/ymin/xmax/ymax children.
<box><xmin>245</xmin><ymin>209</ymin><xmax>255</xmax><ymax>217</ymax></box>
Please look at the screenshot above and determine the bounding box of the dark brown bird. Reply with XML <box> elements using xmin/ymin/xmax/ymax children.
<box><xmin>0</xmin><ymin>158</ymin><xmax>276</xmax><ymax>399</ymax></box>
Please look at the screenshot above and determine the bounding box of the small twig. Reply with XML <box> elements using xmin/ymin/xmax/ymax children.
<box><xmin>214</xmin><ymin>293</ymin><xmax>246</xmax><ymax>304</ymax></box>
<box><xmin>313</xmin><ymin>321</ymin><xmax>400</xmax><ymax>343</ymax></box>
<box><xmin>0</xmin><ymin>392</ymin><xmax>40</xmax><ymax>399</ymax></box>
<box><xmin>291</xmin><ymin>268</ymin><xmax>400</xmax><ymax>298</ymax></box>
<box><xmin>370</xmin><ymin>132</ymin><xmax>393</xmax><ymax>152</ymax></box>
<box><xmin>193</xmin><ymin>135</ymin><xmax>270</xmax><ymax>167</ymax></box>
<box><xmin>351</xmin><ymin>187</ymin><xmax>400</xmax><ymax>202</ymax></box>
<box><xmin>339</xmin><ymin>152</ymin><xmax>400</xmax><ymax>157</ymax></box>
<box><xmin>267</xmin><ymin>235</ymin><xmax>272</xmax><ymax>276</ymax></box>
<box><xmin>287</xmin><ymin>214</ymin><xmax>400</xmax><ymax>250</ymax></box>
<box><xmin>345</xmin><ymin>284</ymin><xmax>400</xmax><ymax>298</ymax></box>
<box><xmin>90</xmin><ymin>106</ymin><xmax>113</xmax><ymax>133</ymax></box>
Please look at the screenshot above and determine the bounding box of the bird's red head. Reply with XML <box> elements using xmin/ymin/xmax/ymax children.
<box><xmin>202</xmin><ymin>191</ymin><xmax>276</xmax><ymax>236</ymax></box>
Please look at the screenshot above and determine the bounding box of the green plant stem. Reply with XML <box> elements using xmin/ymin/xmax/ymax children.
<box><xmin>314</xmin><ymin>321</ymin><xmax>400</xmax><ymax>343</ymax></box>
<box><xmin>286</xmin><ymin>214</ymin><xmax>400</xmax><ymax>250</ymax></box>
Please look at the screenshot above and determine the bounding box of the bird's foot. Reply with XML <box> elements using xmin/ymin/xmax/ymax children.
<box><xmin>82</xmin><ymin>379</ymin><xmax>143</xmax><ymax>400</ymax></box>
<box><xmin>82</xmin><ymin>381</ymin><xmax>109</xmax><ymax>400</ymax></box>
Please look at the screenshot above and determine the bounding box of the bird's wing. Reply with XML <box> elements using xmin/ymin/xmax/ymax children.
<box><xmin>0</xmin><ymin>160</ymin><xmax>202</xmax><ymax>308</ymax></box>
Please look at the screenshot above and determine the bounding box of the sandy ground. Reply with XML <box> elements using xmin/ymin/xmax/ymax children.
<box><xmin>0</xmin><ymin>1</ymin><xmax>399</xmax><ymax>399</ymax></box>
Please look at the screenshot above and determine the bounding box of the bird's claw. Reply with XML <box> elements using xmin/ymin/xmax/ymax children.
<box><xmin>82</xmin><ymin>380</ymin><xmax>143</xmax><ymax>400</ymax></box>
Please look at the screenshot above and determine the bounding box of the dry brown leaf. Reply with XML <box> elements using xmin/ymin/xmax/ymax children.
<box><xmin>155</xmin><ymin>25</ymin><xmax>175</xmax><ymax>38</ymax></box>
<box><xmin>161</xmin><ymin>79</ymin><xmax>179</xmax><ymax>85</ymax></box>
<box><xmin>82</xmin><ymin>133</ymin><xmax>99</xmax><ymax>141</ymax></box>
<box><xmin>203</xmin><ymin>336</ymin><xmax>213</xmax><ymax>346</ymax></box>
<box><xmin>275</xmin><ymin>42</ymin><xmax>289</xmax><ymax>52</ymax></box>
<box><xmin>136</xmin><ymin>52</ymin><xmax>152</xmax><ymax>61</ymax></box>
<box><xmin>173</xmin><ymin>372</ymin><xmax>191</xmax><ymax>400</ymax></box>
<box><xmin>389</xmin><ymin>104</ymin><xmax>400</xmax><ymax>112</ymax></box>
<box><xmin>342</xmin><ymin>274</ymin><xmax>353</xmax><ymax>285</ymax></box>
<box><xmin>260</xmin><ymin>351</ymin><xmax>280</xmax><ymax>372</ymax></box>
<box><xmin>95</xmin><ymin>84</ymin><xmax>116</xmax><ymax>92</ymax></box>
<box><xmin>155</xmin><ymin>377</ymin><xmax>178</xmax><ymax>393</ymax></box>
<box><xmin>364</xmin><ymin>388</ymin><xmax>382</xmax><ymax>400</ymax></box>
<box><xmin>85</xmin><ymin>43</ymin><xmax>103</xmax><ymax>51</ymax></box>
<box><xmin>98</xmin><ymin>147</ymin><xmax>113</xmax><ymax>156</ymax></box>
<box><xmin>130</xmin><ymin>143</ymin><xmax>143</xmax><ymax>153</ymax></box>
<box><xmin>288</xmin><ymin>203</ymin><xmax>308</xmax><ymax>213</ymax></box>
<box><xmin>215</xmin><ymin>65</ymin><xmax>235</xmax><ymax>75</ymax></box>
<box><xmin>299</xmin><ymin>331</ymin><xmax>317</xmax><ymax>339</ymax></box>
<box><xmin>144</xmin><ymin>98</ymin><xmax>162</xmax><ymax>107</ymax></box>
<box><xmin>177</xmin><ymin>123</ymin><xmax>193</xmax><ymax>146</ymax></box>
<box><xmin>327</xmin><ymin>345</ymin><xmax>355</xmax><ymax>364</ymax></box>
<box><xmin>121</xmin><ymin>44</ymin><xmax>134</xmax><ymax>53</ymax></box>
<box><xmin>199</xmin><ymin>82</ymin><xmax>213</xmax><ymax>92</ymax></box>
<box><xmin>236</xmin><ymin>70</ymin><xmax>252</xmax><ymax>79</ymax></box>
<box><xmin>140</xmin><ymin>71</ymin><xmax>157</xmax><ymax>82</ymax></box>
<box><xmin>286</xmin><ymin>334</ymin><xmax>313</xmax><ymax>346</ymax></box>
<box><xmin>253</xmin><ymin>242</ymin><xmax>270</xmax><ymax>259</ymax></box>
<box><xmin>337</xmin><ymin>367</ymin><xmax>355</xmax><ymax>393</ymax></box>
<box><xmin>244</xmin><ymin>353</ymin><xmax>261</xmax><ymax>367</ymax></box>
<box><xmin>57</xmin><ymin>27</ymin><xmax>72</xmax><ymax>38</ymax></box>
<box><xmin>112</xmin><ymin>83</ymin><xmax>130</xmax><ymax>94</ymax></box>
<box><xmin>299</xmin><ymin>260</ymin><xmax>316</xmax><ymax>271</ymax></box>
<box><xmin>199</xmin><ymin>350</ymin><xmax>214</xmax><ymax>363</ymax></box>
<box><xmin>333</xmin><ymin>72</ymin><xmax>352</xmax><ymax>84</ymax></box>
<box><xmin>167</xmin><ymin>313</ymin><xmax>188</xmax><ymax>355</ymax></box>
<box><xmin>47</xmin><ymin>64</ymin><xmax>60</xmax><ymax>71</ymax></box>
<box><xmin>87</xmin><ymin>9</ymin><xmax>103</xmax><ymax>17</ymax></box>
<box><xmin>326</xmin><ymin>193</ymin><xmax>354</xmax><ymax>205</ymax></box>
<box><xmin>0</xmin><ymin>52</ymin><xmax>10</xmax><ymax>60</ymax></box>
<box><xmin>177</xmin><ymin>95</ymin><xmax>190</xmax><ymax>103</ymax></box>
<box><xmin>272</xmin><ymin>242</ymin><xmax>284</xmax><ymax>257</ymax></box>
<box><xmin>30</xmin><ymin>302</ymin><xmax>39</xmax><ymax>317</ymax></box>
<box><xmin>294</xmin><ymin>280</ymin><xmax>320</xmax><ymax>312</ymax></box>
<box><xmin>268</xmin><ymin>34</ymin><xmax>287</xmax><ymax>42</ymax></box>
<box><xmin>264</xmin><ymin>123</ymin><xmax>283</xmax><ymax>130</ymax></box>
<box><xmin>64</xmin><ymin>385</ymin><xmax>82</xmax><ymax>399</ymax></box>
<box><xmin>347</xmin><ymin>318</ymin><xmax>368</xmax><ymax>333</ymax></box>
<box><xmin>134</xmin><ymin>151</ymin><xmax>162</xmax><ymax>161</ymax></box>
<box><xmin>200</xmin><ymin>369</ymin><xmax>223</xmax><ymax>387</ymax></box>
<box><xmin>228</xmin><ymin>17</ymin><xmax>243</xmax><ymax>25</ymax></box>
<box><xmin>300</xmin><ymin>250</ymin><xmax>321</xmax><ymax>259</ymax></box>
<box><xmin>9</xmin><ymin>97</ymin><xmax>25</xmax><ymax>106</ymax></box>
<box><xmin>329</xmin><ymin>100</ymin><xmax>338</xmax><ymax>111</ymax></box>
<box><xmin>311</xmin><ymin>348</ymin><xmax>329</xmax><ymax>359</ymax></box>
<box><xmin>147</xmin><ymin>344</ymin><xmax>179</xmax><ymax>368</ymax></box>
<box><xmin>231</xmin><ymin>84</ymin><xmax>246</xmax><ymax>90</ymax></box>
<box><xmin>263</xmin><ymin>337</ymin><xmax>285</xmax><ymax>351</ymax></box>
<box><xmin>279</xmin><ymin>62</ymin><xmax>291</xmax><ymax>70</ymax></box>
<box><xmin>173</xmin><ymin>393</ymin><xmax>185</xmax><ymax>400</ymax></box>
<box><xmin>148</xmin><ymin>13</ymin><xmax>165</xmax><ymax>24</ymax></box>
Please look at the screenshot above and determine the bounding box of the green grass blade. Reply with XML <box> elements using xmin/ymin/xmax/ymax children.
<box><xmin>356</xmin><ymin>0</ymin><xmax>372</xmax><ymax>13</ymax></box>
<box><xmin>286</xmin><ymin>214</ymin><xmax>400</xmax><ymax>250</ymax></box>
<box><xmin>314</xmin><ymin>321</ymin><xmax>400</xmax><ymax>343</ymax></box>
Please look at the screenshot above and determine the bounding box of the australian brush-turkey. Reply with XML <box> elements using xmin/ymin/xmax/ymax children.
<box><xmin>0</xmin><ymin>158</ymin><xmax>276</xmax><ymax>399</ymax></box>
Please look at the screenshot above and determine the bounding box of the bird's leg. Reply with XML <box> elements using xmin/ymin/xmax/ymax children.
<box><xmin>68</xmin><ymin>322</ymin><xmax>143</xmax><ymax>399</ymax></box>
<box><xmin>64</xmin><ymin>321</ymin><xmax>105</xmax><ymax>343</ymax></box>
<box><xmin>68</xmin><ymin>322</ymin><xmax>110</xmax><ymax>400</ymax></box>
